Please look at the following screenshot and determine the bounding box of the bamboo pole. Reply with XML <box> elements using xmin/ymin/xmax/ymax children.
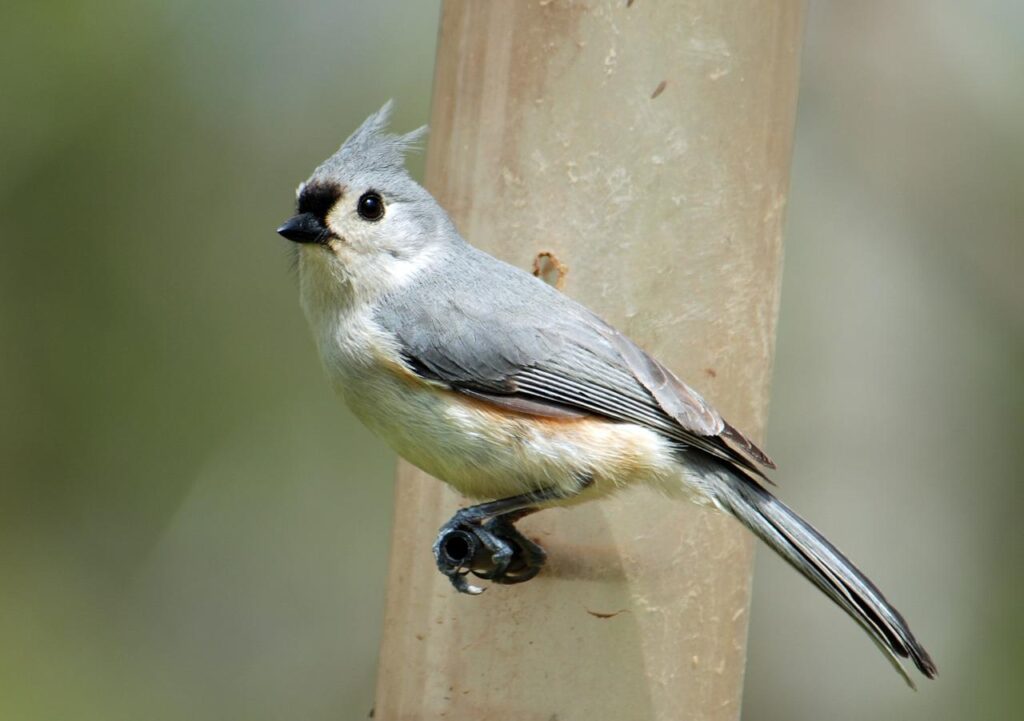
<box><xmin>374</xmin><ymin>2</ymin><xmax>803</xmax><ymax>719</ymax></box>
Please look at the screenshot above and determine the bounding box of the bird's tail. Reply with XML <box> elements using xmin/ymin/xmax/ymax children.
<box><xmin>708</xmin><ymin>468</ymin><xmax>937</xmax><ymax>686</ymax></box>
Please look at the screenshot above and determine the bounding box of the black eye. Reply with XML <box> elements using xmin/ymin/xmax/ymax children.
<box><xmin>357</xmin><ymin>191</ymin><xmax>385</xmax><ymax>221</ymax></box>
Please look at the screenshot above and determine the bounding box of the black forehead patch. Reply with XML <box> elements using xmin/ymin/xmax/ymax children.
<box><xmin>297</xmin><ymin>182</ymin><xmax>343</xmax><ymax>219</ymax></box>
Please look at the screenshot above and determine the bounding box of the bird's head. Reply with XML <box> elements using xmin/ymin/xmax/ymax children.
<box><xmin>278</xmin><ymin>101</ymin><xmax>452</xmax><ymax>303</ymax></box>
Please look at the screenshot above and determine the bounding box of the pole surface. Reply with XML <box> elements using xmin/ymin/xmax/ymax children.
<box><xmin>374</xmin><ymin>2</ymin><xmax>802</xmax><ymax>719</ymax></box>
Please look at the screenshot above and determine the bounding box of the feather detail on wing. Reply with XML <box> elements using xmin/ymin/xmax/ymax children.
<box><xmin>596</xmin><ymin>320</ymin><xmax>775</xmax><ymax>473</ymax></box>
<box><xmin>721</xmin><ymin>421</ymin><xmax>776</xmax><ymax>469</ymax></box>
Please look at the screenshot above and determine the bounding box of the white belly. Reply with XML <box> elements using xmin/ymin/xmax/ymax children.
<box><xmin>337</xmin><ymin>361</ymin><xmax>687</xmax><ymax>503</ymax></box>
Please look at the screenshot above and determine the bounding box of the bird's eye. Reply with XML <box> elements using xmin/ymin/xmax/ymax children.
<box><xmin>357</xmin><ymin>192</ymin><xmax>385</xmax><ymax>221</ymax></box>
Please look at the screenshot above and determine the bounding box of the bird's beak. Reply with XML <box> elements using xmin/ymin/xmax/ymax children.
<box><xmin>277</xmin><ymin>213</ymin><xmax>329</xmax><ymax>244</ymax></box>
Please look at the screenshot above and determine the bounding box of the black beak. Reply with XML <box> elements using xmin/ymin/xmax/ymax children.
<box><xmin>277</xmin><ymin>213</ymin><xmax>329</xmax><ymax>244</ymax></box>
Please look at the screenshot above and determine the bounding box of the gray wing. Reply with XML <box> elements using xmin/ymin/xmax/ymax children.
<box><xmin>377</xmin><ymin>248</ymin><xmax>774</xmax><ymax>476</ymax></box>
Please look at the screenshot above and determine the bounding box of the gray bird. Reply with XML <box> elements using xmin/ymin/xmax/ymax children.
<box><xmin>277</xmin><ymin>102</ymin><xmax>936</xmax><ymax>686</ymax></box>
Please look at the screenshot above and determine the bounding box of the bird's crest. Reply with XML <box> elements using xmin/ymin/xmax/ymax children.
<box><xmin>327</xmin><ymin>100</ymin><xmax>428</xmax><ymax>176</ymax></box>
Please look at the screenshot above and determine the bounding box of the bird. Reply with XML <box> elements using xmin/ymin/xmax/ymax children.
<box><xmin>277</xmin><ymin>101</ymin><xmax>936</xmax><ymax>686</ymax></box>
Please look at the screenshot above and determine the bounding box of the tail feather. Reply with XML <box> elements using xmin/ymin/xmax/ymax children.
<box><xmin>709</xmin><ymin>469</ymin><xmax>937</xmax><ymax>686</ymax></box>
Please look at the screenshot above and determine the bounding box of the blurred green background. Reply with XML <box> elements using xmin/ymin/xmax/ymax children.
<box><xmin>1</xmin><ymin>1</ymin><xmax>1020</xmax><ymax>720</ymax></box>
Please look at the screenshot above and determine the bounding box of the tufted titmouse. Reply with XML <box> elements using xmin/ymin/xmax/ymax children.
<box><xmin>277</xmin><ymin>102</ymin><xmax>936</xmax><ymax>685</ymax></box>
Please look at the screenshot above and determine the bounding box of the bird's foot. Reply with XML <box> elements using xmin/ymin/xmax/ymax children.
<box><xmin>481</xmin><ymin>515</ymin><xmax>547</xmax><ymax>585</ymax></box>
<box><xmin>433</xmin><ymin>510</ymin><xmax>547</xmax><ymax>594</ymax></box>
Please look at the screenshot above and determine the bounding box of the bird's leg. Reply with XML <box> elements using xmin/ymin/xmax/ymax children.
<box><xmin>433</xmin><ymin>476</ymin><xmax>592</xmax><ymax>594</ymax></box>
<box><xmin>481</xmin><ymin>509</ymin><xmax>547</xmax><ymax>585</ymax></box>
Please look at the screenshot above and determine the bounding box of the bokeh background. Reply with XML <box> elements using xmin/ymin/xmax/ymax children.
<box><xmin>1</xmin><ymin>1</ymin><xmax>1020</xmax><ymax>720</ymax></box>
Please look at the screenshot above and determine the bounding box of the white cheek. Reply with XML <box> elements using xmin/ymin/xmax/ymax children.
<box><xmin>323</xmin><ymin>209</ymin><xmax>438</xmax><ymax>296</ymax></box>
<box><xmin>384</xmin><ymin>242</ymin><xmax>440</xmax><ymax>286</ymax></box>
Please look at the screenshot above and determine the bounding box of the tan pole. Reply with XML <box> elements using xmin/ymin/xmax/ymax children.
<box><xmin>374</xmin><ymin>2</ymin><xmax>803</xmax><ymax>719</ymax></box>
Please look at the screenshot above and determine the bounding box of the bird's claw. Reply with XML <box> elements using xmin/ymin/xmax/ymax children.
<box><xmin>482</xmin><ymin>515</ymin><xmax>547</xmax><ymax>585</ymax></box>
<box><xmin>433</xmin><ymin>511</ymin><xmax>547</xmax><ymax>594</ymax></box>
